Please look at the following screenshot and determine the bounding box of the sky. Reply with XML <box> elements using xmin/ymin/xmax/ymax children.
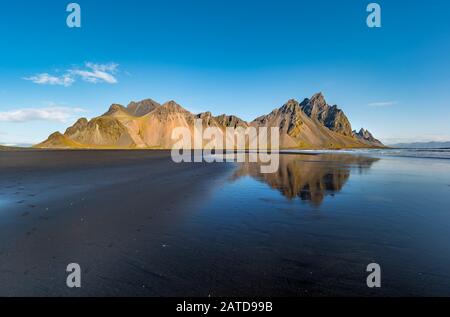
<box><xmin>0</xmin><ymin>0</ymin><xmax>449</xmax><ymax>145</ymax></box>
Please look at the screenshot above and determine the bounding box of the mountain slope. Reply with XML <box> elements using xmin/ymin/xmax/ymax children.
<box><xmin>35</xmin><ymin>94</ymin><xmax>384</xmax><ymax>149</ymax></box>
<box><xmin>353</xmin><ymin>128</ymin><xmax>384</xmax><ymax>147</ymax></box>
<box><xmin>126</xmin><ymin>99</ymin><xmax>161</xmax><ymax>116</ymax></box>
<box><xmin>35</xmin><ymin>132</ymin><xmax>85</xmax><ymax>149</ymax></box>
<box><xmin>300</xmin><ymin>93</ymin><xmax>353</xmax><ymax>137</ymax></box>
<box><xmin>251</xmin><ymin>99</ymin><xmax>365</xmax><ymax>149</ymax></box>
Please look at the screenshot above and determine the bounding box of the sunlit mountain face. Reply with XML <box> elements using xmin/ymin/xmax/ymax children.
<box><xmin>232</xmin><ymin>154</ymin><xmax>379</xmax><ymax>206</ymax></box>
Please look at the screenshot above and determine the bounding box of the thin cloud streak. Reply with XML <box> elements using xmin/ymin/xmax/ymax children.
<box><xmin>23</xmin><ymin>73</ymin><xmax>75</xmax><ymax>87</ymax></box>
<box><xmin>368</xmin><ymin>101</ymin><xmax>398</xmax><ymax>107</ymax></box>
<box><xmin>23</xmin><ymin>62</ymin><xmax>119</xmax><ymax>87</ymax></box>
<box><xmin>0</xmin><ymin>106</ymin><xmax>86</xmax><ymax>123</ymax></box>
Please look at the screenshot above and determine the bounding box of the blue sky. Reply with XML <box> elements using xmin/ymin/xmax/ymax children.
<box><xmin>0</xmin><ymin>0</ymin><xmax>449</xmax><ymax>145</ymax></box>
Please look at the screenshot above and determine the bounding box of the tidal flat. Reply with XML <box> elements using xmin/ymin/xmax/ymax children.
<box><xmin>0</xmin><ymin>150</ymin><xmax>450</xmax><ymax>296</ymax></box>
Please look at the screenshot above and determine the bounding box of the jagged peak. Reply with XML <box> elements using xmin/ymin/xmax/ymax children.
<box><xmin>311</xmin><ymin>92</ymin><xmax>325</xmax><ymax>99</ymax></box>
<box><xmin>72</xmin><ymin>118</ymin><xmax>89</xmax><ymax>127</ymax></box>
<box><xmin>353</xmin><ymin>128</ymin><xmax>384</xmax><ymax>146</ymax></box>
<box><xmin>196</xmin><ymin>111</ymin><xmax>213</xmax><ymax>119</ymax></box>
<box><xmin>65</xmin><ymin>117</ymin><xmax>89</xmax><ymax>136</ymax></box>
<box><xmin>160</xmin><ymin>100</ymin><xmax>190</xmax><ymax>113</ymax></box>
<box><xmin>215</xmin><ymin>114</ymin><xmax>248</xmax><ymax>128</ymax></box>
<box><xmin>74</xmin><ymin>117</ymin><xmax>88</xmax><ymax>125</ymax></box>
<box><xmin>36</xmin><ymin>94</ymin><xmax>384</xmax><ymax>149</ymax></box>
<box><xmin>126</xmin><ymin>98</ymin><xmax>161</xmax><ymax>116</ymax></box>
<box><xmin>104</xmin><ymin>103</ymin><xmax>127</xmax><ymax>116</ymax></box>
<box><xmin>310</xmin><ymin>92</ymin><xmax>327</xmax><ymax>107</ymax></box>
<box><xmin>280</xmin><ymin>99</ymin><xmax>301</xmax><ymax>113</ymax></box>
<box><xmin>128</xmin><ymin>98</ymin><xmax>159</xmax><ymax>106</ymax></box>
<box><xmin>215</xmin><ymin>113</ymin><xmax>244</xmax><ymax>120</ymax></box>
<box><xmin>48</xmin><ymin>131</ymin><xmax>65</xmax><ymax>138</ymax></box>
<box><xmin>355</xmin><ymin>128</ymin><xmax>370</xmax><ymax>136</ymax></box>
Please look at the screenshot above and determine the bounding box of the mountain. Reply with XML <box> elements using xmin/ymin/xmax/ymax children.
<box><xmin>299</xmin><ymin>93</ymin><xmax>353</xmax><ymax>137</ymax></box>
<box><xmin>126</xmin><ymin>99</ymin><xmax>161</xmax><ymax>117</ymax></box>
<box><xmin>35</xmin><ymin>94</ymin><xmax>384</xmax><ymax>150</ymax></box>
<box><xmin>251</xmin><ymin>99</ymin><xmax>366</xmax><ymax>148</ymax></box>
<box><xmin>352</xmin><ymin>128</ymin><xmax>384</xmax><ymax>147</ymax></box>
<box><xmin>390</xmin><ymin>141</ymin><xmax>450</xmax><ymax>149</ymax></box>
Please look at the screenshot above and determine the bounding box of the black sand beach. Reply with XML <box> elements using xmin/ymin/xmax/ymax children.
<box><xmin>1</xmin><ymin>150</ymin><xmax>450</xmax><ymax>296</ymax></box>
<box><xmin>0</xmin><ymin>150</ymin><xmax>233</xmax><ymax>296</ymax></box>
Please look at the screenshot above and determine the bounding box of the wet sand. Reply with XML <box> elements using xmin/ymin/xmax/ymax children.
<box><xmin>1</xmin><ymin>150</ymin><xmax>450</xmax><ymax>296</ymax></box>
<box><xmin>0</xmin><ymin>150</ymin><xmax>234</xmax><ymax>296</ymax></box>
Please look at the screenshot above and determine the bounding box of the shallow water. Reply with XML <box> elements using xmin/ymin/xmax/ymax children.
<box><xmin>285</xmin><ymin>148</ymin><xmax>450</xmax><ymax>160</ymax></box>
<box><xmin>164</xmin><ymin>152</ymin><xmax>450</xmax><ymax>296</ymax></box>
<box><xmin>0</xmin><ymin>150</ymin><xmax>450</xmax><ymax>296</ymax></box>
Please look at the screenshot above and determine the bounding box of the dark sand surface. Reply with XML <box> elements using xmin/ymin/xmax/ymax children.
<box><xmin>0</xmin><ymin>150</ymin><xmax>233</xmax><ymax>296</ymax></box>
<box><xmin>1</xmin><ymin>150</ymin><xmax>450</xmax><ymax>296</ymax></box>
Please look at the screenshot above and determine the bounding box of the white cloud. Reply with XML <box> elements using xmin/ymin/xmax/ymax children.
<box><xmin>368</xmin><ymin>101</ymin><xmax>398</xmax><ymax>107</ymax></box>
<box><xmin>0</xmin><ymin>107</ymin><xmax>85</xmax><ymax>123</ymax></box>
<box><xmin>71</xmin><ymin>63</ymin><xmax>118</xmax><ymax>84</ymax></box>
<box><xmin>23</xmin><ymin>62</ymin><xmax>119</xmax><ymax>87</ymax></box>
<box><xmin>86</xmin><ymin>62</ymin><xmax>118</xmax><ymax>73</ymax></box>
<box><xmin>24</xmin><ymin>73</ymin><xmax>75</xmax><ymax>87</ymax></box>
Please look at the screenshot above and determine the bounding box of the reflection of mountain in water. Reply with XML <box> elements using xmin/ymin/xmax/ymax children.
<box><xmin>232</xmin><ymin>154</ymin><xmax>379</xmax><ymax>206</ymax></box>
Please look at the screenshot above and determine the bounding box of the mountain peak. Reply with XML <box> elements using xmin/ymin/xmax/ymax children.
<box><xmin>104</xmin><ymin>104</ymin><xmax>127</xmax><ymax>116</ymax></box>
<box><xmin>160</xmin><ymin>100</ymin><xmax>190</xmax><ymax>113</ymax></box>
<box><xmin>215</xmin><ymin>114</ymin><xmax>248</xmax><ymax>128</ymax></box>
<box><xmin>36</xmin><ymin>95</ymin><xmax>384</xmax><ymax>150</ymax></box>
<box><xmin>299</xmin><ymin>94</ymin><xmax>353</xmax><ymax>137</ymax></box>
<box><xmin>65</xmin><ymin>118</ymin><xmax>88</xmax><ymax>136</ymax></box>
<box><xmin>280</xmin><ymin>99</ymin><xmax>301</xmax><ymax>113</ymax></box>
<box><xmin>310</xmin><ymin>92</ymin><xmax>327</xmax><ymax>108</ymax></box>
<box><xmin>353</xmin><ymin>128</ymin><xmax>384</xmax><ymax>147</ymax></box>
<box><xmin>127</xmin><ymin>99</ymin><xmax>160</xmax><ymax>116</ymax></box>
<box><xmin>197</xmin><ymin>111</ymin><xmax>213</xmax><ymax>118</ymax></box>
<box><xmin>355</xmin><ymin>128</ymin><xmax>373</xmax><ymax>139</ymax></box>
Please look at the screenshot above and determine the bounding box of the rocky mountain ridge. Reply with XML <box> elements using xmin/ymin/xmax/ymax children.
<box><xmin>36</xmin><ymin>93</ymin><xmax>384</xmax><ymax>149</ymax></box>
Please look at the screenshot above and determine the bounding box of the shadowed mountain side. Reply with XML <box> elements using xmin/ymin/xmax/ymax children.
<box><xmin>299</xmin><ymin>93</ymin><xmax>353</xmax><ymax>137</ymax></box>
<box><xmin>353</xmin><ymin>128</ymin><xmax>384</xmax><ymax>147</ymax></box>
<box><xmin>231</xmin><ymin>154</ymin><xmax>379</xmax><ymax>205</ymax></box>
<box><xmin>35</xmin><ymin>94</ymin><xmax>384</xmax><ymax>150</ymax></box>
<box><xmin>251</xmin><ymin>99</ymin><xmax>367</xmax><ymax>149</ymax></box>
